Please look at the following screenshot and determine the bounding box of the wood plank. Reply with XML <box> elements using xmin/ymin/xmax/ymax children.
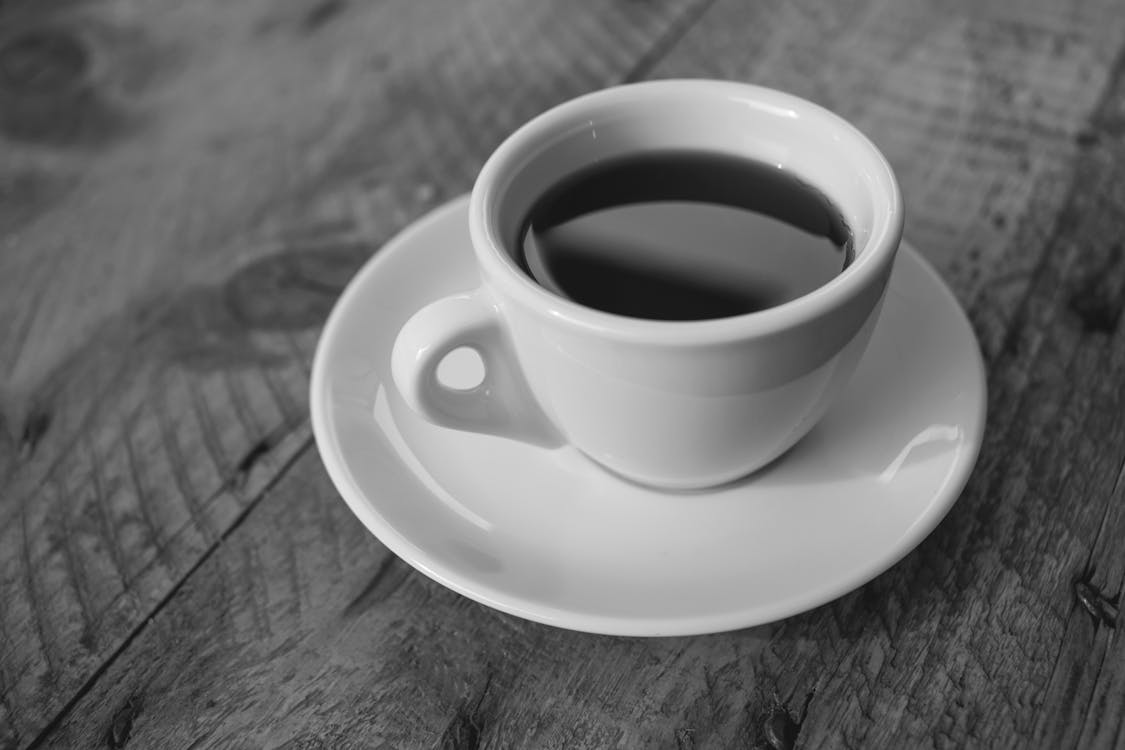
<box><xmin>15</xmin><ymin>0</ymin><xmax>1125</xmax><ymax>748</ymax></box>
<box><xmin>30</xmin><ymin>190</ymin><xmax>1125</xmax><ymax>747</ymax></box>
<box><xmin>0</xmin><ymin>0</ymin><xmax>707</xmax><ymax>746</ymax></box>
<box><xmin>19</xmin><ymin>448</ymin><xmax>808</xmax><ymax>749</ymax></box>
<box><xmin>643</xmin><ymin>0</ymin><xmax>1125</xmax><ymax>357</ymax></box>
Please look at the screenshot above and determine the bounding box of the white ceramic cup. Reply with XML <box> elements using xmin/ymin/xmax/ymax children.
<box><xmin>391</xmin><ymin>80</ymin><xmax>903</xmax><ymax>489</ymax></box>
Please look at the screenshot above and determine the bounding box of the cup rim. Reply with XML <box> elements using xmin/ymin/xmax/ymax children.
<box><xmin>469</xmin><ymin>79</ymin><xmax>904</xmax><ymax>345</ymax></box>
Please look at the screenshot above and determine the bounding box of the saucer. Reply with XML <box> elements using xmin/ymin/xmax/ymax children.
<box><xmin>310</xmin><ymin>196</ymin><xmax>987</xmax><ymax>636</ymax></box>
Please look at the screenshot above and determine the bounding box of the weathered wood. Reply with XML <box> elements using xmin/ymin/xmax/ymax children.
<box><xmin>5</xmin><ymin>0</ymin><xmax>1125</xmax><ymax>747</ymax></box>
<box><xmin>17</xmin><ymin>448</ymin><xmax>811</xmax><ymax>749</ymax></box>
<box><xmin>0</xmin><ymin>0</ymin><xmax>713</xmax><ymax>746</ymax></box>
<box><xmin>30</xmin><ymin>155</ymin><xmax>1125</xmax><ymax>746</ymax></box>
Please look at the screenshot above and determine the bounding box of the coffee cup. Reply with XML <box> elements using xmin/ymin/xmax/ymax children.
<box><xmin>391</xmin><ymin>80</ymin><xmax>903</xmax><ymax>489</ymax></box>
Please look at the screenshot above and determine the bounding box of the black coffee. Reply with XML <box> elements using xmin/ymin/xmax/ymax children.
<box><xmin>517</xmin><ymin>151</ymin><xmax>853</xmax><ymax>321</ymax></box>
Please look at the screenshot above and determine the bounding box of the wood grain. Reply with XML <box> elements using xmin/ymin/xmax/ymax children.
<box><xmin>0</xmin><ymin>0</ymin><xmax>714</xmax><ymax>747</ymax></box>
<box><xmin>4</xmin><ymin>0</ymin><xmax>1125</xmax><ymax>747</ymax></box>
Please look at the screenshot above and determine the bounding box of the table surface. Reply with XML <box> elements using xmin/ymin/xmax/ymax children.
<box><xmin>3</xmin><ymin>1</ymin><xmax>1125</xmax><ymax>748</ymax></box>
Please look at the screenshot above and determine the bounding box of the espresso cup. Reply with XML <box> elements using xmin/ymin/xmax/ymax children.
<box><xmin>391</xmin><ymin>80</ymin><xmax>903</xmax><ymax>489</ymax></box>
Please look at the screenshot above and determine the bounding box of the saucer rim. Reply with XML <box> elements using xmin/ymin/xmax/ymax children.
<box><xmin>310</xmin><ymin>195</ymin><xmax>987</xmax><ymax>636</ymax></box>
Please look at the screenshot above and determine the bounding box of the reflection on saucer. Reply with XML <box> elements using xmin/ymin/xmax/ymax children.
<box><xmin>373</xmin><ymin>385</ymin><xmax>493</xmax><ymax>532</ymax></box>
<box><xmin>878</xmin><ymin>424</ymin><xmax>962</xmax><ymax>484</ymax></box>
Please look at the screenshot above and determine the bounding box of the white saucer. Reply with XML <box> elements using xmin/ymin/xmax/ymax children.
<box><xmin>310</xmin><ymin>196</ymin><xmax>987</xmax><ymax>636</ymax></box>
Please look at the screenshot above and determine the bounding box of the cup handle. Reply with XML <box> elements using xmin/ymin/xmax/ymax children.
<box><xmin>391</xmin><ymin>290</ymin><xmax>562</xmax><ymax>447</ymax></box>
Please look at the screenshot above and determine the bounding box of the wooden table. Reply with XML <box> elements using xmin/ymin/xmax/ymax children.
<box><xmin>3</xmin><ymin>0</ymin><xmax>1125</xmax><ymax>747</ymax></box>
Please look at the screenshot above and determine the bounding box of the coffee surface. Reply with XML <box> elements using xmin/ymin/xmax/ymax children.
<box><xmin>518</xmin><ymin>151</ymin><xmax>852</xmax><ymax>320</ymax></box>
